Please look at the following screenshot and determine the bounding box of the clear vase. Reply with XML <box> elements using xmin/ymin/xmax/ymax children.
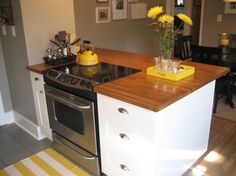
<box><xmin>159</xmin><ymin>47</ymin><xmax>173</xmax><ymax>71</ymax></box>
<box><xmin>159</xmin><ymin>34</ymin><xmax>174</xmax><ymax>71</ymax></box>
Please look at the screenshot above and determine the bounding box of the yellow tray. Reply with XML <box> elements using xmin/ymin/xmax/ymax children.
<box><xmin>146</xmin><ymin>65</ymin><xmax>195</xmax><ymax>81</ymax></box>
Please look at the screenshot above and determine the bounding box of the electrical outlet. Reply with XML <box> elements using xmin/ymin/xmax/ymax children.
<box><xmin>2</xmin><ymin>25</ymin><xmax>7</xmax><ymax>36</ymax></box>
<box><xmin>11</xmin><ymin>26</ymin><xmax>16</xmax><ymax>37</ymax></box>
<box><xmin>217</xmin><ymin>14</ymin><xmax>222</xmax><ymax>22</ymax></box>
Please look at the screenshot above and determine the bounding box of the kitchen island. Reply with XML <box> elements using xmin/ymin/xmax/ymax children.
<box><xmin>93</xmin><ymin>48</ymin><xmax>229</xmax><ymax>176</ymax></box>
<box><xmin>28</xmin><ymin>48</ymin><xmax>229</xmax><ymax>176</ymax></box>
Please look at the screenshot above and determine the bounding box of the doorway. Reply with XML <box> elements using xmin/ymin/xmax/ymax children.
<box><xmin>166</xmin><ymin>0</ymin><xmax>203</xmax><ymax>45</ymax></box>
<box><xmin>191</xmin><ymin>0</ymin><xmax>202</xmax><ymax>44</ymax></box>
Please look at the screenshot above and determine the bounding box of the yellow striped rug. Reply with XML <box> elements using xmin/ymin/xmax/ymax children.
<box><xmin>0</xmin><ymin>148</ymin><xmax>91</xmax><ymax>176</ymax></box>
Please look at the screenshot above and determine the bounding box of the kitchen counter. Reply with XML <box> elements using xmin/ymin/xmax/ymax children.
<box><xmin>27</xmin><ymin>48</ymin><xmax>229</xmax><ymax>112</ymax></box>
<box><xmin>26</xmin><ymin>61</ymin><xmax>75</xmax><ymax>74</ymax></box>
<box><xmin>94</xmin><ymin>48</ymin><xmax>229</xmax><ymax>112</ymax></box>
<box><xmin>28</xmin><ymin>48</ymin><xmax>229</xmax><ymax>176</ymax></box>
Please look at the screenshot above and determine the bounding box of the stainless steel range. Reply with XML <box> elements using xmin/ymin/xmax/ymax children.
<box><xmin>43</xmin><ymin>62</ymin><xmax>140</xmax><ymax>176</ymax></box>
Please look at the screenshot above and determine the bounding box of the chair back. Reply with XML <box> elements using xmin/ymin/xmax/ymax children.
<box><xmin>175</xmin><ymin>35</ymin><xmax>192</xmax><ymax>60</ymax></box>
<box><xmin>191</xmin><ymin>45</ymin><xmax>223</xmax><ymax>66</ymax></box>
<box><xmin>229</xmin><ymin>34</ymin><xmax>236</xmax><ymax>48</ymax></box>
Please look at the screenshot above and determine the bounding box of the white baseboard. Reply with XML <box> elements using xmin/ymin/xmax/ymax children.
<box><xmin>0</xmin><ymin>111</ymin><xmax>14</xmax><ymax>126</ymax></box>
<box><xmin>40</xmin><ymin>126</ymin><xmax>52</xmax><ymax>141</ymax></box>
<box><xmin>13</xmin><ymin>111</ymin><xmax>46</xmax><ymax>140</ymax></box>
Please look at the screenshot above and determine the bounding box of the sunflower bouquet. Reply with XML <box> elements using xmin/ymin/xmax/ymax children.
<box><xmin>147</xmin><ymin>6</ymin><xmax>192</xmax><ymax>60</ymax></box>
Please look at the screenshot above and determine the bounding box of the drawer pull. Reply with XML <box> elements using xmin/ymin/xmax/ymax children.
<box><xmin>120</xmin><ymin>164</ymin><xmax>129</xmax><ymax>171</ymax></box>
<box><xmin>119</xmin><ymin>133</ymin><xmax>129</xmax><ymax>140</ymax></box>
<box><xmin>118</xmin><ymin>108</ymin><xmax>128</xmax><ymax>114</ymax></box>
<box><xmin>34</xmin><ymin>77</ymin><xmax>40</xmax><ymax>81</ymax></box>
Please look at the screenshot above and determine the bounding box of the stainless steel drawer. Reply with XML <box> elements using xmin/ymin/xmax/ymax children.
<box><xmin>53</xmin><ymin>132</ymin><xmax>101</xmax><ymax>176</ymax></box>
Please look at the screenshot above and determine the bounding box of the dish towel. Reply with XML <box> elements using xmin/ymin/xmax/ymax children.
<box><xmin>0</xmin><ymin>148</ymin><xmax>90</xmax><ymax>176</ymax></box>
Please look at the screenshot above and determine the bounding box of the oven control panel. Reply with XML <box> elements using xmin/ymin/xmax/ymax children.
<box><xmin>45</xmin><ymin>70</ymin><xmax>98</xmax><ymax>91</ymax></box>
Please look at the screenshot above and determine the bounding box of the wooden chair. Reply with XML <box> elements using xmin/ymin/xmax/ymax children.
<box><xmin>221</xmin><ymin>47</ymin><xmax>236</xmax><ymax>109</ymax></box>
<box><xmin>229</xmin><ymin>34</ymin><xmax>236</xmax><ymax>48</ymax></box>
<box><xmin>175</xmin><ymin>35</ymin><xmax>192</xmax><ymax>60</ymax></box>
<box><xmin>191</xmin><ymin>45</ymin><xmax>226</xmax><ymax>113</ymax></box>
<box><xmin>191</xmin><ymin>45</ymin><xmax>222</xmax><ymax>65</ymax></box>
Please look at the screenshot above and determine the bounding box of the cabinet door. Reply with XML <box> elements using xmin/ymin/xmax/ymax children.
<box><xmin>30</xmin><ymin>72</ymin><xmax>51</xmax><ymax>139</ymax></box>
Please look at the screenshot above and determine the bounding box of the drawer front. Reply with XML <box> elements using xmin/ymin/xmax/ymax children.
<box><xmin>31</xmin><ymin>72</ymin><xmax>44</xmax><ymax>89</ymax></box>
<box><xmin>101</xmin><ymin>145</ymin><xmax>149</xmax><ymax>176</ymax></box>
<box><xmin>101</xmin><ymin>121</ymin><xmax>151</xmax><ymax>150</ymax></box>
<box><xmin>97</xmin><ymin>94</ymin><xmax>154</xmax><ymax>128</ymax></box>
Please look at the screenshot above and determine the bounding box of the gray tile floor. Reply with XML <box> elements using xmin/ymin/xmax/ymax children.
<box><xmin>0</xmin><ymin>123</ymin><xmax>52</xmax><ymax>169</ymax></box>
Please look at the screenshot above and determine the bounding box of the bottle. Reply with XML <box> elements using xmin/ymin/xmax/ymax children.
<box><xmin>218</xmin><ymin>33</ymin><xmax>229</xmax><ymax>46</ymax></box>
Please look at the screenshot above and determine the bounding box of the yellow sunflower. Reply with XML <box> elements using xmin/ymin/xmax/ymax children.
<box><xmin>176</xmin><ymin>13</ymin><xmax>193</xmax><ymax>25</ymax></box>
<box><xmin>147</xmin><ymin>6</ymin><xmax>163</xmax><ymax>19</ymax></box>
<box><xmin>158</xmin><ymin>15</ymin><xmax>174</xmax><ymax>24</ymax></box>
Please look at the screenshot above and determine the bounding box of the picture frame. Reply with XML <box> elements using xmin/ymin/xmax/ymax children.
<box><xmin>95</xmin><ymin>7</ymin><xmax>110</xmax><ymax>23</ymax></box>
<box><xmin>225</xmin><ymin>2</ymin><xmax>236</xmax><ymax>14</ymax></box>
<box><xmin>96</xmin><ymin>0</ymin><xmax>109</xmax><ymax>3</ymax></box>
<box><xmin>112</xmin><ymin>0</ymin><xmax>128</xmax><ymax>20</ymax></box>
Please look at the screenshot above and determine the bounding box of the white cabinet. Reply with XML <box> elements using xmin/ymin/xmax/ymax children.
<box><xmin>30</xmin><ymin>72</ymin><xmax>51</xmax><ymax>140</ymax></box>
<box><xmin>97</xmin><ymin>94</ymin><xmax>154</xmax><ymax>176</ymax></box>
<box><xmin>97</xmin><ymin>81</ymin><xmax>216</xmax><ymax>176</ymax></box>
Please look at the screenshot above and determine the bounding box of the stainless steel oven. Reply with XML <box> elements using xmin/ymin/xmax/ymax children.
<box><xmin>43</xmin><ymin>62</ymin><xmax>140</xmax><ymax>176</ymax></box>
<box><xmin>45</xmin><ymin>84</ymin><xmax>100</xmax><ymax>176</ymax></box>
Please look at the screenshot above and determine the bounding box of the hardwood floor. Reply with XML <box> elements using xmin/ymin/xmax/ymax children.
<box><xmin>184</xmin><ymin>116</ymin><xmax>236</xmax><ymax>176</ymax></box>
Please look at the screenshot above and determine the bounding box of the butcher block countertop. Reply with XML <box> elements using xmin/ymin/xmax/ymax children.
<box><xmin>27</xmin><ymin>48</ymin><xmax>229</xmax><ymax>112</ymax></box>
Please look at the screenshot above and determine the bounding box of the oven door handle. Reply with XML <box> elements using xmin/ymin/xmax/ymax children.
<box><xmin>54</xmin><ymin>137</ymin><xmax>97</xmax><ymax>160</ymax></box>
<box><xmin>46</xmin><ymin>92</ymin><xmax>91</xmax><ymax>110</ymax></box>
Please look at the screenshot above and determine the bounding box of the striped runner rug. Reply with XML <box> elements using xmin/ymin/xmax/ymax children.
<box><xmin>0</xmin><ymin>148</ymin><xmax>90</xmax><ymax>176</ymax></box>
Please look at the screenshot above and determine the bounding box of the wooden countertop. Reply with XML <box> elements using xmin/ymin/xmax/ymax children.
<box><xmin>27</xmin><ymin>48</ymin><xmax>229</xmax><ymax>112</ymax></box>
<box><xmin>26</xmin><ymin>61</ymin><xmax>75</xmax><ymax>74</ymax></box>
<box><xmin>94</xmin><ymin>48</ymin><xmax>229</xmax><ymax>111</ymax></box>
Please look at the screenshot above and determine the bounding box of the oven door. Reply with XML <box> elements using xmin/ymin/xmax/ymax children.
<box><xmin>45</xmin><ymin>84</ymin><xmax>97</xmax><ymax>155</ymax></box>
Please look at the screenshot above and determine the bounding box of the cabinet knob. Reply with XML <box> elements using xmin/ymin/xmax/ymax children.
<box><xmin>34</xmin><ymin>77</ymin><xmax>40</xmax><ymax>81</ymax></box>
<box><xmin>40</xmin><ymin>90</ymin><xmax>43</xmax><ymax>94</ymax></box>
<box><xmin>119</xmin><ymin>133</ymin><xmax>129</xmax><ymax>140</ymax></box>
<box><xmin>120</xmin><ymin>164</ymin><xmax>129</xmax><ymax>171</ymax></box>
<box><xmin>118</xmin><ymin>108</ymin><xmax>128</xmax><ymax>114</ymax></box>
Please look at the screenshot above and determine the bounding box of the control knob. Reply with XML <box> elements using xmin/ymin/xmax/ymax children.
<box><xmin>80</xmin><ymin>80</ymin><xmax>86</xmax><ymax>87</ymax></box>
<box><xmin>86</xmin><ymin>82</ymin><xmax>93</xmax><ymax>89</ymax></box>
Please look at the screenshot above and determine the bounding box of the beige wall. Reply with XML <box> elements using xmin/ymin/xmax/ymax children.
<box><xmin>1</xmin><ymin>0</ymin><xmax>38</xmax><ymax>124</ymax></box>
<box><xmin>202</xmin><ymin>0</ymin><xmax>236</xmax><ymax>47</ymax></box>
<box><xmin>74</xmin><ymin>0</ymin><xmax>162</xmax><ymax>55</ymax></box>
<box><xmin>0</xmin><ymin>40</ymin><xmax>12</xmax><ymax>113</ymax></box>
<box><xmin>20</xmin><ymin>0</ymin><xmax>76</xmax><ymax>64</ymax></box>
<box><xmin>0</xmin><ymin>0</ymin><xmax>76</xmax><ymax>125</ymax></box>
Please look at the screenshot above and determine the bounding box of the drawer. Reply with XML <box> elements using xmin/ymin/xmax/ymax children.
<box><xmin>101</xmin><ymin>121</ymin><xmax>151</xmax><ymax>150</ymax></box>
<box><xmin>30</xmin><ymin>72</ymin><xmax>44</xmax><ymax>88</ymax></box>
<box><xmin>101</xmin><ymin>145</ymin><xmax>150</xmax><ymax>176</ymax></box>
<box><xmin>97</xmin><ymin>94</ymin><xmax>155</xmax><ymax>128</ymax></box>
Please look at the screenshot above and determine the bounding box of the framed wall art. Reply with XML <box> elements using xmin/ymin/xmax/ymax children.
<box><xmin>112</xmin><ymin>0</ymin><xmax>128</xmax><ymax>20</ymax></box>
<box><xmin>225</xmin><ymin>2</ymin><xmax>236</xmax><ymax>14</ymax></box>
<box><xmin>95</xmin><ymin>7</ymin><xmax>110</xmax><ymax>23</ymax></box>
<box><xmin>96</xmin><ymin>0</ymin><xmax>109</xmax><ymax>3</ymax></box>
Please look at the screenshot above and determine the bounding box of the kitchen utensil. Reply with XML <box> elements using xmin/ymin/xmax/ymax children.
<box><xmin>58</xmin><ymin>31</ymin><xmax>66</xmax><ymax>42</ymax></box>
<box><xmin>70</xmin><ymin>38</ymin><xmax>81</xmax><ymax>46</ymax></box>
<box><xmin>49</xmin><ymin>39</ymin><xmax>63</xmax><ymax>47</ymax></box>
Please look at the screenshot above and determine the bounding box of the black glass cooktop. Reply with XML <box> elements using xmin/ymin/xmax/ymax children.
<box><xmin>54</xmin><ymin>62</ymin><xmax>140</xmax><ymax>84</ymax></box>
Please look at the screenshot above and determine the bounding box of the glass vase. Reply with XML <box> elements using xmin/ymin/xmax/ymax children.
<box><xmin>159</xmin><ymin>47</ymin><xmax>173</xmax><ymax>71</ymax></box>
